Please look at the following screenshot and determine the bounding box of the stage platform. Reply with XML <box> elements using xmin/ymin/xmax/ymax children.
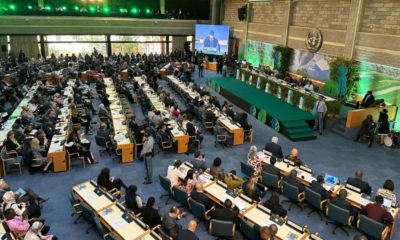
<box><xmin>209</xmin><ymin>77</ymin><xmax>317</xmax><ymax>141</ymax></box>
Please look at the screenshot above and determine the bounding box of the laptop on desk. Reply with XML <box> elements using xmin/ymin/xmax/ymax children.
<box><xmin>323</xmin><ymin>174</ymin><xmax>339</xmax><ymax>191</ymax></box>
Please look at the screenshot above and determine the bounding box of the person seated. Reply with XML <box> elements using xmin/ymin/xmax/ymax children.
<box><xmin>162</xmin><ymin>206</ymin><xmax>183</xmax><ymax>239</ymax></box>
<box><xmin>158</xmin><ymin>124</ymin><xmax>172</xmax><ymax>145</ymax></box>
<box><xmin>242</xmin><ymin>176</ymin><xmax>264</xmax><ymax>202</ymax></box>
<box><xmin>191</xmin><ymin>182</ymin><xmax>213</xmax><ymax>210</ymax></box>
<box><xmin>362</xmin><ymin>195</ymin><xmax>394</xmax><ymax>223</ymax></box>
<box><xmin>24</xmin><ymin>221</ymin><xmax>57</xmax><ymax>240</ymax></box>
<box><xmin>141</xmin><ymin>197</ymin><xmax>162</xmax><ymax>229</ymax></box>
<box><xmin>263</xmin><ymin>193</ymin><xmax>287</xmax><ymax>218</ymax></box>
<box><xmin>167</xmin><ymin>160</ymin><xmax>186</xmax><ymax>187</ymax></box>
<box><xmin>125</xmin><ymin>185</ymin><xmax>143</xmax><ymax>215</ymax></box>
<box><xmin>209</xmin><ymin>157</ymin><xmax>224</xmax><ymax>181</ymax></box>
<box><xmin>331</xmin><ymin>189</ymin><xmax>357</xmax><ymax>217</ymax></box>
<box><xmin>5</xmin><ymin>209</ymin><xmax>30</xmax><ymax>238</ymax></box>
<box><xmin>377</xmin><ymin>179</ymin><xmax>397</xmax><ymax>206</ymax></box>
<box><xmin>150</xmin><ymin>110</ymin><xmax>164</xmax><ymax>128</ymax></box>
<box><xmin>264</xmin><ymin>136</ymin><xmax>283</xmax><ymax>159</ymax></box>
<box><xmin>304</xmin><ymin>80</ymin><xmax>314</xmax><ymax>92</ymax></box>
<box><xmin>65</xmin><ymin>138</ymin><xmax>96</xmax><ymax>165</ymax></box>
<box><xmin>98</xmin><ymin>104</ymin><xmax>109</xmax><ymax>118</ymax></box>
<box><xmin>224</xmin><ymin>104</ymin><xmax>235</xmax><ymax>119</ymax></box>
<box><xmin>97</xmin><ymin>123</ymin><xmax>113</xmax><ymax>145</ymax></box>
<box><xmin>189</xmin><ymin>151</ymin><xmax>207</xmax><ymax>171</ymax></box>
<box><xmin>4</xmin><ymin>131</ymin><xmax>22</xmax><ymax>152</ymax></box>
<box><xmin>224</xmin><ymin>169</ymin><xmax>244</xmax><ymax>190</ymax></box>
<box><xmin>171</xmin><ymin>105</ymin><xmax>180</xmax><ymax>119</ymax></box>
<box><xmin>346</xmin><ymin>170</ymin><xmax>372</xmax><ymax>195</ymax></box>
<box><xmin>259</xmin><ymin>226</ymin><xmax>272</xmax><ymax>240</ymax></box>
<box><xmin>262</xmin><ymin>156</ymin><xmax>281</xmax><ymax>178</ymax></box>
<box><xmin>310</xmin><ymin>175</ymin><xmax>332</xmax><ymax>200</ymax></box>
<box><xmin>204</xmin><ymin>107</ymin><xmax>217</xmax><ymax>125</ymax></box>
<box><xmin>182</xmin><ymin>169</ymin><xmax>196</xmax><ymax>194</ymax></box>
<box><xmin>237</xmin><ymin>112</ymin><xmax>252</xmax><ymax>131</ymax></box>
<box><xmin>354</xmin><ymin>114</ymin><xmax>376</xmax><ymax>147</ymax></box>
<box><xmin>2</xmin><ymin>191</ymin><xmax>41</xmax><ymax>219</ymax></box>
<box><xmin>211</xmin><ymin>199</ymin><xmax>239</xmax><ymax>223</ymax></box>
<box><xmin>176</xmin><ymin>220</ymin><xmax>199</xmax><ymax>240</ymax></box>
<box><xmin>97</xmin><ymin>167</ymin><xmax>127</xmax><ymax>192</ymax></box>
<box><xmin>213</xmin><ymin>123</ymin><xmax>233</xmax><ymax>146</ymax></box>
<box><xmin>286</xmin><ymin>148</ymin><xmax>303</xmax><ymax>166</ymax></box>
<box><xmin>284</xmin><ymin>170</ymin><xmax>305</xmax><ymax>192</ymax></box>
<box><xmin>186</xmin><ymin>116</ymin><xmax>203</xmax><ymax>144</ymax></box>
<box><xmin>360</xmin><ymin>91</ymin><xmax>375</xmax><ymax>108</ymax></box>
<box><xmin>247</xmin><ymin>145</ymin><xmax>262</xmax><ymax>173</ymax></box>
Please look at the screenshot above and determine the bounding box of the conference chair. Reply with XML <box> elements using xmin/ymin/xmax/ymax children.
<box><xmin>281</xmin><ymin>181</ymin><xmax>304</xmax><ymax>211</ymax></box>
<box><xmin>325</xmin><ymin>203</ymin><xmax>352</xmax><ymax>236</ymax></box>
<box><xmin>240</xmin><ymin>162</ymin><xmax>255</xmax><ymax>178</ymax></box>
<box><xmin>93</xmin><ymin>215</ymin><xmax>110</xmax><ymax>239</ymax></box>
<box><xmin>304</xmin><ymin>188</ymin><xmax>329</xmax><ymax>221</ymax></box>
<box><xmin>188</xmin><ymin>198</ymin><xmax>215</xmax><ymax>227</ymax></box>
<box><xmin>188</xmin><ymin>135</ymin><xmax>201</xmax><ymax>153</ymax></box>
<box><xmin>66</xmin><ymin>150</ymin><xmax>85</xmax><ymax>171</ymax></box>
<box><xmin>155</xmin><ymin>226</ymin><xmax>173</xmax><ymax>240</ymax></box>
<box><xmin>0</xmin><ymin>150</ymin><xmax>23</xmax><ymax>176</ymax></box>
<box><xmin>203</xmin><ymin>121</ymin><xmax>214</xmax><ymax>133</ymax></box>
<box><xmin>159</xmin><ymin>175</ymin><xmax>173</xmax><ymax>205</ymax></box>
<box><xmin>172</xmin><ymin>186</ymin><xmax>188</xmax><ymax>210</ymax></box>
<box><xmin>133</xmin><ymin>138</ymin><xmax>143</xmax><ymax>160</ymax></box>
<box><xmin>67</xmin><ymin>191</ymin><xmax>82</xmax><ymax>224</ymax></box>
<box><xmin>357</xmin><ymin>214</ymin><xmax>389</xmax><ymax>240</ymax></box>
<box><xmin>240</xmin><ymin>218</ymin><xmax>257</xmax><ymax>240</ymax></box>
<box><xmin>244</xmin><ymin>128</ymin><xmax>253</xmax><ymax>143</ymax></box>
<box><xmin>95</xmin><ymin>135</ymin><xmax>112</xmax><ymax>156</ymax></box>
<box><xmin>80</xmin><ymin>202</ymin><xmax>96</xmax><ymax>234</ymax></box>
<box><xmin>261</xmin><ymin>171</ymin><xmax>282</xmax><ymax>192</ymax></box>
<box><xmin>156</xmin><ymin>133</ymin><xmax>174</xmax><ymax>153</ymax></box>
<box><xmin>214</xmin><ymin>128</ymin><xmax>227</xmax><ymax>149</ymax></box>
<box><xmin>209</xmin><ymin>219</ymin><xmax>235</xmax><ymax>239</ymax></box>
<box><xmin>103</xmin><ymin>233</ymin><xmax>118</xmax><ymax>240</ymax></box>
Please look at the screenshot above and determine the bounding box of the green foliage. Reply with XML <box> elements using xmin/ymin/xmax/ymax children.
<box><xmin>322</xmin><ymin>79</ymin><xmax>339</xmax><ymax>97</ymax></box>
<box><xmin>329</xmin><ymin>57</ymin><xmax>360</xmax><ymax>101</ymax></box>
<box><xmin>273</xmin><ymin>45</ymin><xmax>294</xmax><ymax>74</ymax></box>
<box><xmin>291</xmin><ymin>91</ymin><xmax>301</xmax><ymax>107</ymax></box>
<box><xmin>269</xmin><ymin>81</ymin><xmax>279</xmax><ymax>96</ymax></box>
<box><xmin>303</xmin><ymin>95</ymin><xmax>315</xmax><ymax>111</ymax></box>
<box><xmin>280</xmin><ymin>86</ymin><xmax>289</xmax><ymax>100</ymax></box>
<box><xmin>326</xmin><ymin>101</ymin><xmax>341</xmax><ymax>117</ymax></box>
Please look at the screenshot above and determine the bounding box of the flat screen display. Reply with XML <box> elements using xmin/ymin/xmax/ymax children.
<box><xmin>195</xmin><ymin>24</ymin><xmax>229</xmax><ymax>55</ymax></box>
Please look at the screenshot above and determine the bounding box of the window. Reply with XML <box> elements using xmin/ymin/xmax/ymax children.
<box><xmin>110</xmin><ymin>35</ymin><xmax>166</xmax><ymax>42</ymax></box>
<box><xmin>111</xmin><ymin>43</ymin><xmax>164</xmax><ymax>55</ymax></box>
<box><xmin>42</xmin><ymin>35</ymin><xmax>107</xmax><ymax>56</ymax></box>
<box><xmin>44</xmin><ymin>35</ymin><xmax>106</xmax><ymax>42</ymax></box>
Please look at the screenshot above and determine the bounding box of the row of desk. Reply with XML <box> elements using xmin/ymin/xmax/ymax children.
<box><xmin>103</xmin><ymin>78</ymin><xmax>134</xmax><ymax>163</ymax></box>
<box><xmin>134</xmin><ymin>76</ymin><xmax>189</xmax><ymax>154</ymax></box>
<box><xmin>258</xmin><ymin>150</ymin><xmax>399</xmax><ymax>239</ymax></box>
<box><xmin>178</xmin><ymin>162</ymin><xmax>316</xmax><ymax>240</ymax></box>
<box><xmin>166</xmin><ymin>75</ymin><xmax>244</xmax><ymax>146</ymax></box>
<box><xmin>0</xmin><ymin>83</ymin><xmax>39</xmax><ymax>147</ymax></box>
<box><xmin>72</xmin><ymin>180</ymin><xmax>161</xmax><ymax>240</ymax></box>
<box><xmin>47</xmin><ymin>80</ymin><xmax>75</xmax><ymax>172</ymax></box>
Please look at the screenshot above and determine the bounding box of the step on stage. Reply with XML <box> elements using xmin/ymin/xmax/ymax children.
<box><xmin>208</xmin><ymin>77</ymin><xmax>317</xmax><ymax>141</ymax></box>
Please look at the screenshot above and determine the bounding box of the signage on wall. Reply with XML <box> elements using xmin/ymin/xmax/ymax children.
<box><xmin>305</xmin><ymin>28</ymin><xmax>323</xmax><ymax>53</ymax></box>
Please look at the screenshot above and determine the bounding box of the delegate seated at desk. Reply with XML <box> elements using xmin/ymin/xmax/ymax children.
<box><xmin>284</xmin><ymin>170</ymin><xmax>305</xmax><ymax>192</ymax></box>
<box><xmin>189</xmin><ymin>151</ymin><xmax>207</xmax><ymax>171</ymax></box>
<box><xmin>211</xmin><ymin>199</ymin><xmax>239</xmax><ymax>223</ymax></box>
<box><xmin>286</xmin><ymin>148</ymin><xmax>303</xmax><ymax>167</ymax></box>
<box><xmin>310</xmin><ymin>175</ymin><xmax>332</xmax><ymax>200</ymax></box>
<box><xmin>263</xmin><ymin>193</ymin><xmax>287</xmax><ymax>218</ymax></box>
<box><xmin>331</xmin><ymin>189</ymin><xmax>357</xmax><ymax>217</ymax></box>
<box><xmin>262</xmin><ymin>156</ymin><xmax>281</xmax><ymax>178</ymax></box>
<box><xmin>362</xmin><ymin>195</ymin><xmax>393</xmax><ymax>224</ymax></box>
<box><xmin>264</xmin><ymin>136</ymin><xmax>283</xmax><ymax>159</ymax></box>
<box><xmin>191</xmin><ymin>182</ymin><xmax>214</xmax><ymax>210</ymax></box>
<box><xmin>346</xmin><ymin>170</ymin><xmax>372</xmax><ymax>195</ymax></box>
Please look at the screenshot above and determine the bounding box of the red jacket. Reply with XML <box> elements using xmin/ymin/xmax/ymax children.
<box><xmin>363</xmin><ymin>203</ymin><xmax>394</xmax><ymax>223</ymax></box>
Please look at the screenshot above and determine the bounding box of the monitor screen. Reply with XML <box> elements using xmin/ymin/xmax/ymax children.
<box><xmin>383</xmin><ymin>198</ymin><xmax>392</xmax><ymax>208</ymax></box>
<box><xmin>195</xmin><ymin>24</ymin><xmax>229</xmax><ymax>55</ymax></box>
<box><xmin>324</xmin><ymin>174</ymin><xmax>339</xmax><ymax>185</ymax></box>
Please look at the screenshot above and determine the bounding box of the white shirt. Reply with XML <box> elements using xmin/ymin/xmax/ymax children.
<box><xmin>167</xmin><ymin>166</ymin><xmax>185</xmax><ymax>187</ymax></box>
<box><xmin>315</xmin><ymin>100</ymin><xmax>327</xmax><ymax>114</ymax></box>
<box><xmin>305</xmin><ymin>83</ymin><xmax>314</xmax><ymax>92</ymax></box>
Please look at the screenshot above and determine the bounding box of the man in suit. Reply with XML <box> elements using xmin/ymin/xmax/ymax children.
<box><xmin>363</xmin><ymin>195</ymin><xmax>393</xmax><ymax>223</ymax></box>
<box><xmin>331</xmin><ymin>189</ymin><xmax>357</xmax><ymax>217</ymax></box>
<box><xmin>97</xmin><ymin>123</ymin><xmax>113</xmax><ymax>144</ymax></box>
<box><xmin>346</xmin><ymin>170</ymin><xmax>372</xmax><ymax>195</ymax></box>
<box><xmin>211</xmin><ymin>199</ymin><xmax>239</xmax><ymax>223</ymax></box>
<box><xmin>264</xmin><ymin>136</ymin><xmax>283</xmax><ymax>159</ymax></box>
<box><xmin>190</xmin><ymin>182</ymin><xmax>213</xmax><ymax>210</ymax></box>
<box><xmin>176</xmin><ymin>220</ymin><xmax>199</xmax><ymax>240</ymax></box>
<box><xmin>284</xmin><ymin>170</ymin><xmax>305</xmax><ymax>192</ymax></box>
<box><xmin>158</xmin><ymin>124</ymin><xmax>172</xmax><ymax>143</ymax></box>
<box><xmin>262</xmin><ymin>156</ymin><xmax>281</xmax><ymax>178</ymax></box>
<box><xmin>310</xmin><ymin>175</ymin><xmax>332</xmax><ymax>200</ymax></box>
<box><xmin>162</xmin><ymin>206</ymin><xmax>183</xmax><ymax>239</ymax></box>
<box><xmin>361</xmin><ymin>91</ymin><xmax>375</xmax><ymax>108</ymax></box>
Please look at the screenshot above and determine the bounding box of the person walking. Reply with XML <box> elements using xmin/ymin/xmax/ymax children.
<box><xmin>313</xmin><ymin>95</ymin><xmax>327</xmax><ymax>135</ymax></box>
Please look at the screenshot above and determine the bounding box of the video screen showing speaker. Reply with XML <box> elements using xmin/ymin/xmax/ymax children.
<box><xmin>195</xmin><ymin>24</ymin><xmax>229</xmax><ymax>55</ymax></box>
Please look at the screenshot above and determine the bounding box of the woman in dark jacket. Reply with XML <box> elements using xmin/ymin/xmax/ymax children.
<box><xmin>263</xmin><ymin>193</ymin><xmax>287</xmax><ymax>217</ymax></box>
<box><xmin>378</xmin><ymin>109</ymin><xmax>389</xmax><ymax>145</ymax></box>
<box><xmin>141</xmin><ymin>196</ymin><xmax>161</xmax><ymax>228</ymax></box>
<box><xmin>97</xmin><ymin>167</ymin><xmax>127</xmax><ymax>191</ymax></box>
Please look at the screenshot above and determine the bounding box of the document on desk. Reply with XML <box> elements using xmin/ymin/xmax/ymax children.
<box><xmin>111</xmin><ymin>218</ymin><xmax>127</xmax><ymax>230</ymax></box>
<box><xmin>234</xmin><ymin>200</ymin><xmax>246</xmax><ymax>212</ymax></box>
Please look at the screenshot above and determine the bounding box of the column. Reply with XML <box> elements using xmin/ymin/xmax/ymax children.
<box><xmin>211</xmin><ymin>0</ymin><xmax>222</xmax><ymax>25</ymax></box>
<box><xmin>282</xmin><ymin>0</ymin><xmax>293</xmax><ymax>46</ymax></box>
<box><xmin>160</xmin><ymin>0</ymin><xmax>165</xmax><ymax>14</ymax></box>
<box><xmin>343</xmin><ymin>0</ymin><xmax>365</xmax><ymax>59</ymax></box>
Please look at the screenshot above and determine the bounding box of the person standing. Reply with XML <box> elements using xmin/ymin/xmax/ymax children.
<box><xmin>378</xmin><ymin>109</ymin><xmax>389</xmax><ymax>145</ymax></box>
<box><xmin>198</xmin><ymin>59</ymin><xmax>204</xmax><ymax>78</ymax></box>
<box><xmin>313</xmin><ymin>95</ymin><xmax>327</xmax><ymax>135</ymax></box>
<box><xmin>141</xmin><ymin>132</ymin><xmax>154</xmax><ymax>184</ymax></box>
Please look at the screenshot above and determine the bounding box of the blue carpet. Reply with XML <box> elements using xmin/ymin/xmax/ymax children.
<box><xmin>3</xmin><ymin>69</ymin><xmax>399</xmax><ymax>240</ymax></box>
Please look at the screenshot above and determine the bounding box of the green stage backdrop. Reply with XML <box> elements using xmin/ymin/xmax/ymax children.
<box><xmin>244</xmin><ymin>39</ymin><xmax>274</xmax><ymax>68</ymax></box>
